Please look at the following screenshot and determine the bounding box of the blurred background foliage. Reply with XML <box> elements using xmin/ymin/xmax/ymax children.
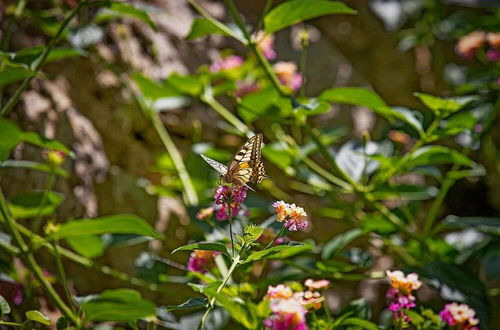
<box><xmin>0</xmin><ymin>0</ymin><xmax>499</xmax><ymax>328</ymax></box>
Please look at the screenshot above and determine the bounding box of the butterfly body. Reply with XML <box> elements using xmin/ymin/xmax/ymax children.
<box><xmin>201</xmin><ymin>133</ymin><xmax>267</xmax><ymax>187</ymax></box>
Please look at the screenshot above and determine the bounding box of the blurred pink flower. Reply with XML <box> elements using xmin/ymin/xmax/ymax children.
<box><xmin>385</xmin><ymin>270</ymin><xmax>421</xmax><ymax>322</ymax></box>
<box><xmin>255</xmin><ymin>31</ymin><xmax>277</xmax><ymax>60</ymax></box>
<box><xmin>486</xmin><ymin>49</ymin><xmax>500</xmax><ymax>61</ymax></box>
<box><xmin>264</xmin><ymin>298</ymin><xmax>308</xmax><ymax>330</ymax></box>
<box><xmin>487</xmin><ymin>32</ymin><xmax>500</xmax><ymax>49</ymax></box>
<box><xmin>439</xmin><ymin>303</ymin><xmax>479</xmax><ymax>330</ymax></box>
<box><xmin>187</xmin><ymin>250</ymin><xmax>219</xmax><ymax>273</ymax></box>
<box><xmin>210</xmin><ymin>55</ymin><xmax>244</xmax><ymax>73</ymax></box>
<box><xmin>273</xmin><ymin>62</ymin><xmax>303</xmax><ymax>92</ymax></box>
<box><xmin>267</xmin><ymin>284</ymin><xmax>293</xmax><ymax>299</ymax></box>
<box><xmin>456</xmin><ymin>31</ymin><xmax>486</xmax><ymax>59</ymax></box>
<box><xmin>214</xmin><ymin>185</ymin><xmax>248</xmax><ymax>221</ymax></box>
<box><xmin>0</xmin><ymin>279</ymin><xmax>23</xmax><ymax>305</ymax></box>
<box><xmin>235</xmin><ymin>81</ymin><xmax>260</xmax><ymax>98</ymax></box>
<box><xmin>196</xmin><ymin>207</ymin><xmax>214</xmax><ymax>220</ymax></box>
<box><xmin>304</xmin><ymin>279</ymin><xmax>329</xmax><ymax>291</ymax></box>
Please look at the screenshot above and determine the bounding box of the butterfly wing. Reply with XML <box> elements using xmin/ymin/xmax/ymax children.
<box><xmin>227</xmin><ymin>133</ymin><xmax>265</xmax><ymax>186</ymax></box>
<box><xmin>200</xmin><ymin>154</ymin><xmax>228</xmax><ymax>176</ymax></box>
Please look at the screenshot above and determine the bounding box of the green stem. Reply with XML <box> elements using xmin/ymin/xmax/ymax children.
<box><xmin>185</xmin><ymin>0</ymin><xmax>247</xmax><ymax>44</ymax></box>
<box><xmin>265</xmin><ymin>226</ymin><xmax>285</xmax><ymax>249</ymax></box>
<box><xmin>201</xmin><ymin>90</ymin><xmax>250</xmax><ymax>136</ymax></box>
<box><xmin>198</xmin><ymin>253</ymin><xmax>241</xmax><ymax>330</ymax></box>
<box><xmin>227</xmin><ymin>204</ymin><xmax>235</xmax><ymax>258</ymax></box>
<box><xmin>150</xmin><ymin>111</ymin><xmax>199</xmax><ymax>206</ymax></box>
<box><xmin>51</xmin><ymin>240</ymin><xmax>77</xmax><ymax>314</ymax></box>
<box><xmin>0</xmin><ymin>187</ymin><xmax>80</xmax><ymax>326</ymax></box>
<box><xmin>32</xmin><ymin>170</ymin><xmax>56</xmax><ymax>234</ymax></box>
<box><xmin>254</xmin><ymin>0</ymin><xmax>273</xmax><ymax>34</ymax></box>
<box><xmin>0</xmin><ymin>321</ymin><xmax>23</xmax><ymax>327</ymax></box>
<box><xmin>423</xmin><ymin>164</ymin><xmax>460</xmax><ymax>233</ymax></box>
<box><xmin>0</xmin><ymin>0</ymin><xmax>88</xmax><ymax>117</ymax></box>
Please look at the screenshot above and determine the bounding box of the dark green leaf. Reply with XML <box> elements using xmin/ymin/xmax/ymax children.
<box><xmin>52</xmin><ymin>214</ymin><xmax>161</xmax><ymax>239</ymax></box>
<box><xmin>26</xmin><ymin>310</ymin><xmax>51</xmax><ymax>325</ymax></box>
<box><xmin>371</xmin><ymin>184</ymin><xmax>438</xmax><ymax>201</ymax></box>
<box><xmin>165</xmin><ymin>297</ymin><xmax>208</xmax><ymax>311</ymax></box>
<box><xmin>56</xmin><ymin>316</ymin><xmax>68</xmax><ymax>330</ymax></box>
<box><xmin>443</xmin><ymin>216</ymin><xmax>500</xmax><ymax>236</ymax></box>
<box><xmin>172</xmin><ymin>242</ymin><xmax>229</xmax><ymax>255</ymax></box>
<box><xmin>9</xmin><ymin>191</ymin><xmax>64</xmax><ymax>219</ymax></box>
<box><xmin>0</xmin><ymin>295</ymin><xmax>10</xmax><ymax>315</ymax></box>
<box><xmin>339</xmin><ymin>317</ymin><xmax>379</xmax><ymax>329</ymax></box>
<box><xmin>322</xmin><ymin>228</ymin><xmax>363</xmax><ymax>260</ymax></box>
<box><xmin>22</xmin><ymin>132</ymin><xmax>70</xmax><ymax>153</ymax></box>
<box><xmin>0</xmin><ymin>119</ymin><xmax>24</xmax><ymax>161</ymax></box>
<box><xmin>406</xmin><ymin>146</ymin><xmax>473</xmax><ymax>168</ymax></box>
<box><xmin>81</xmin><ymin>289</ymin><xmax>156</xmax><ymax>322</ymax></box>
<box><xmin>0</xmin><ymin>66</ymin><xmax>35</xmax><ymax>88</ymax></box>
<box><xmin>187</xmin><ymin>18</ymin><xmax>231</xmax><ymax>40</ymax></box>
<box><xmin>264</xmin><ymin>0</ymin><xmax>356</xmax><ymax>33</ymax></box>
<box><xmin>66</xmin><ymin>235</ymin><xmax>106</xmax><ymax>258</ymax></box>
<box><xmin>9</xmin><ymin>46</ymin><xmax>84</xmax><ymax>66</ymax></box>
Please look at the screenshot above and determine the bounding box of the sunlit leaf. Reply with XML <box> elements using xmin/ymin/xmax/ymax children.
<box><xmin>264</xmin><ymin>0</ymin><xmax>356</xmax><ymax>33</ymax></box>
<box><xmin>66</xmin><ymin>235</ymin><xmax>106</xmax><ymax>259</ymax></box>
<box><xmin>0</xmin><ymin>66</ymin><xmax>35</xmax><ymax>88</ymax></box>
<box><xmin>52</xmin><ymin>214</ymin><xmax>161</xmax><ymax>239</ymax></box>
<box><xmin>406</xmin><ymin>146</ymin><xmax>473</xmax><ymax>168</ymax></box>
<box><xmin>26</xmin><ymin>310</ymin><xmax>50</xmax><ymax>325</ymax></box>
<box><xmin>414</xmin><ymin>93</ymin><xmax>477</xmax><ymax>115</ymax></box>
<box><xmin>172</xmin><ymin>242</ymin><xmax>229</xmax><ymax>256</ymax></box>
<box><xmin>166</xmin><ymin>297</ymin><xmax>208</xmax><ymax>311</ymax></box>
<box><xmin>107</xmin><ymin>3</ymin><xmax>157</xmax><ymax>31</ymax></box>
<box><xmin>0</xmin><ymin>295</ymin><xmax>10</xmax><ymax>315</ymax></box>
<box><xmin>187</xmin><ymin>18</ymin><xmax>231</xmax><ymax>40</ymax></box>
<box><xmin>9</xmin><ymin>191</ymin><xmax>64</xmax><ymax>219</ymax></box>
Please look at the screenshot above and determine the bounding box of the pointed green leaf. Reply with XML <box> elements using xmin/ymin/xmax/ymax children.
<box><xmin>9</xmin><ymin>191</ymin><xmax>64</xmax><ymax>219</ymax></box>
<box><xmin>187</xmin><ymin>18</ymin><xmax>231</xmax><ymax>40</ymax></box>
<box><xmin>26</xmin><ymin>310</ymin><xmax>50</xmax><ymax>325</ymax></box>
<box><xmin>172</xmin><ymin>242</ymin><xmax>229</xmax><ymax>255</ymax></box>
<box><xmin>0</xmin><ymin>295</ymin><xmax>10</xmax><ymax>315</ymax></box>
<box><xmin>322</xmin><ymin>228</ymin><xmax>364</xmax><ymax>260</ymax></box>
<box><xmin>166</xmin><ymin>297</ymin><xmax>208</xmax><ymax>311</ymax></box>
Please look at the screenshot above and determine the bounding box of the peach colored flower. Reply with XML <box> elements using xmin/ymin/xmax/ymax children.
<box><xmin>304</xmin><ymin>279</ymin><xmax>330</xmax><ymax>290</ymax></box>
<box><xmin>440</xmin><ymin>303</ymin><xmax>479</xmax><ymax>330</ymax></box>
<box><xmin>273</xmin><ymin>61</ymin><xmax>303</xmax><ymax>92</ymax></box>
<box><xmin>487</xmin><ymin>32</ymin><xmax>500</xmax><ymax>49</ymax></box>
<box><xmin>267</xmin><ymin>284</ymin><xmax>293</xmax><ymax>299</ymax></box>
<box><xmin>456</xmin><ymin>31</ymin><xmax>486</xmax><ymax>59</ymax></box>
<box><xmin>255</xmin><ymin>31</ymin><xmax>277</xmax><ymax>60</ymax></box>
<box><xmin>386</xmin><ymin>270</ymin><xmax>422</xmax><ymax>295</ymax></box>
<box><xmin>272</xmin><ymin>201</ymin><xmax>308</xmax><ymax>231</ymax></box>
<box><xmin>196</xmin><ymin>207</ymin><xmax>214</xmax><ymax>220</ymax></box>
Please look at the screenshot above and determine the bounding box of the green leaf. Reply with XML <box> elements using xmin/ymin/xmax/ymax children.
<box><xmin>0</xmin><ymin>66</ymin><xmax>35</xmax><ymax>88</ymax></box>
<box><xmin>0</xmin><ymin>160</ymin><xmax>68</xmax><ymax>177</ymax></box>
<box><xmin>8</xmin><ymin>46</ymin><xmax>84</xmax><ymax>67</ymax></box>
<box><xmin>9</xmin><ymin>191</ymin><xmax>64</xmax><ymax>219</ymax></box>
<box><xmin>172</xmin><ymin>242</ymin><xmax>229</xmax><ymax>255</ymax></box>
<box><xmin>26</xmin><ymin>310</ymin><xmax>51</xmax><ymax>325</ymax></box>
<box><xmin>243</xmin><ymin>225</ymin><xmax>264</xmax><ymax>244</ymax></box>
<box><xmin>0</xmin><ymin>295</ymin><xmax>10</xmax><ymax>315</ymax></box>
<box><xmin>22</xmin><ymin>132</ymin><xmax>70</xmax><ymax>154</ymax></box>
<box><xmin>167</xmin><ymin>74</ymin><xmax>203</xmax><ymax>96</ymax></box>
<box><xmin>322</xmin><ymin>228</ymin><xmax>363</xmax><ymax>260</ymax></box>
<box><xmin>243</xmin><ymin>242</ymin><xmax>306</xmax><ymax>263</ymax></box>
<box><xmin>56</xmin><ymin>316</ymin><xmax>68</xmax><ymax>330</ymax></box>
<box><xmin>132</xmin><ymin>72</ymin><xmax>180</xmax><ymax>100</ymax></box>
<box><xmin>414</xmin><ymin>93</ymin><xmax>477</xmax><ymax>115</ymax></box>
<box><xmin>66</xmin><ymin>235</ymin><xmax>106</xmax><ymax>258</ymax></box>
<box><xmin>406</xmin><ymin>146</ymin><xmax>473</xmax><ymax>168</ymax></box>
<box><xmin>107</xmin><ymin>3</ymin><xmax>157</xmax><ymax>31</ymax></box>
<box><xmin>52</xmin><ymin>214</ymin><xmax>161</xmax><ymax>239</ymax></box>
<box><xmin>187</xmin><ymin>18</ymin><xmax>231</xmax><ymax>40</ymax></box>
<box><xmin>165</xmin><ymin>297</ymin><xmax>208</xmax><ymax>311</ymax></box>
<box><xmin>264</xmin><ymin>0</ymin><xmax>356</xmax><ymax>33</ymax></box>
<box><xmin>320</xmin><ymin>87</ymin><xmax>388</xmax><ymax>110</ymax></box>
<box><xmin>338</xmin><ymin>317</ymin><xmax>379</xmax><ymax>329</ymax></box>
<box><xmin>0</xmin><ymin>119</ymin><xmax>24</xmax><ymax>161</ymax></box>
<box><xmin>371</xmin><ymin>184</ymin><xmax>438</xmax><ymax>201</ymax></box>
<box><xmin>80</xmin><ymin>289</ymin><xmax>156</xmax><ymax>322</ymax></box>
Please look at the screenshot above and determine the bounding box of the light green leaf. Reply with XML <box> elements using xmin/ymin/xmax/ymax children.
<box><xmin>187</xmin><ymin>18</ymin><xmax>231</xmax><ymax>40</ymax></box>
<box><xmin>264</xmin><ymin>0</ymin><xmax>356</xmax><ymax>33</ymax></box>
<box><xmin>131</xmin><ymin>72</ymin><xmax>179</xmax><ymax>100</ymax></box>
<box><xmin>0</xmin><ymin>295</ymin><xmax>10</xmax><ymax>315</ymax></box>
<box><xmin>167</xmin><ymin>73</ymin><xmax>203</xmax><ymax>96</ymax></box>
<box><xmin>81</xmin><ymin>289</ymin><xmax>156</xmax><ymax>322</ymax></box>
<box><xmin>8</xmin><ymin>46</ymin><xmax>84</xmax><ymax>67</ymax></box>
<box><xmin>338</xmin><ymin>317</ymin><xmax>379</xmax><ymax>329</ymax></box>
<box><xmin>244</xmin><ymin>242</ymin><xmax>306</xmax><ymax>263</ymax></box>
<box><xmin>0</xmin><ymin>66</ymin><xmax>35</xmax><ymax>88</ymax></box>
<box><xmin>172</xmin><ymin>242</ymin><xmax>229</xmax><ymax>255</ymax></box>
<box><xmin>26</xmin><ymin>310</ymin><xmax>51</xmax><ymax>325</ymax></box>
<box><xmin>414</xmin><ymin>92</ymin><xmax>477</xmax><ymax>115</ymax></box>
<box><xmin>66</xmin><ymin>235</ymin><xmax>106</xmax><ymax>258</ymax></box>
<box><xmin>322</xmin><ymin>228</ymin><xmax>363</xmax><ymax>260</ymax></box>
<box><xmin>406</xmin><ymin>146</ymin><xmax>473</xmax><ymax>168</ymax></box>
<box><xmin>237</xmin><ymin>88</ymin><xmax>280</xmax><ymax>124</ymax></box>
<box><xmin>9</xmin><ymin>191</ymin><xmax>64</xmax><ymax>219</ymax></box>
<box><xmin>0</xmin><ymin>119</ymin><xmax>24</xmax><ymax>161</ymax></box>
<box><xmin>22</xmin><ymin>132</ymin><xmax>69</xmax><ymax>154</ymax></box>
<box><xmin>52</xmin><ymin>214</ymin><xmax>161</xmax><ymax>239</ymax></box>
<box><xmin>108</xmin><ymin>3</ymin><xmax>157</xmax><ymax>31</ymax></box>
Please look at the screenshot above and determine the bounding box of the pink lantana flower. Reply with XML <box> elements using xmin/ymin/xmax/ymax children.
<box><xmin>187</xmin><ymin>250</ymin><xmax>220</xmax><ymax>273</ymax></box>
<box><xmin>210</xmin><ymin>55</ymin><xmax>243</xmax><ymax>73</ymax></box>
<box><xmin>440</xmin><ymin>303</ymin><xmax>479</xmax><ymax>330</ymax></box>
<box><xmin>255</xmin><ymin>31</ymin><xmax>277</xmax><ymax>60</ymax></box>
<box><xmin>385</xmin><ymin>270</ymin><xmax>422</xmax><ymax>322</ymax></box>
<box><xmin>455</xmin><ymin>31</ymin><xmax>486</xmax><ymax>59</ymax></box>
<box><xmin>214</xmin><ymin>185</ymin><xmax>248</xmax><ymax>221</ymax></box>
<box><xmin>273</xmin><ymin>62</ymin><xmax>303</xmax><ymax>92</ymax></box>
<box><xmin>273</xmin><ymin>201</ymin><xmax>308</xmax><ymax>231</ymax></box>
<box><xmin>264</xmin><ymin>297</ymin><xmax>308</xmax><ymax>330</ymax></box>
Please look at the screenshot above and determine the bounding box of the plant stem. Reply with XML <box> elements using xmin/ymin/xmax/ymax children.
<box><xmin>265</xmin><ymin>226</ymin><xmax>285</xmax><ymax>249</ymax></box>
<box><xmin>227</xmin><ymin>204</ymin><xmax>235</xmax><ymax>258</ymax></box>
<box><xmin>32</xmin><ymin>169</ymin><xmax>56</xmax><ymax>235</ymax></box>
<box><xmin>198</xmin><ymin>253</ymin><xmax>241</xmax><ymax>330</ymax></box>
<box><xmin>0</xmin><ymin>321</ymin><xmax>23</xmax><ymax>327</ymax></box>
<box><xmin>254</xmin><ymin>0</ymin><xmax>273</xmax><ymax>33</ymax></box>
<box><xmin>201</xmin><ymin>90</ymin><xmax>250</xmax><ymax>136</ymax></box>
<box><xmin>0</xmin><ymin>0</ymin><xmax>88</xmax><ymax>117</ymax></box>
<box><xmin>150</xmin><ymin>111</ymin><xmax>199</xmax><ymax>206</ymax></box>
<box><xmin>423</xmin><ymin>164</ymin><xmax>459</xmax><ymax>233</ymax></box>
<box><xmin>185</xmin><ymin>0</ymin><xmax>247</xmax><ymax>44</ymax></box>
<box><xmin>51</xmin><ymin>240</ymin><xmax>77</xmax><ymax>314</ymax></box>
<box><xmin>0</xmin><ymin>187</ymin><xmax>80</xmax><ymax>325</ymax></box>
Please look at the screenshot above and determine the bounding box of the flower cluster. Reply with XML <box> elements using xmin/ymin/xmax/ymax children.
<box><xmin>386</xmin><ymin>270</ymin><xmax>422</xmax><ymax>322</ymax></box>
<box><xmin>273</xmin><ymin>201</ymin><xmax>308</xmax><ymax>231</ymax></box>
<box><xmin>263</xmin><ymin>279</ymin><xmax>329</xmax><ymax>329</ymax></box>
<box><xmin>256</xmin><ymin>31</ymin><xmax>277</xmax><ymax>60</ymax></box>
<box><xmin>439</xmin><ymin>303</ymin><xmax>479</xmax><ymax>330</ymax></box>
<box><xmin>273</xmin><ymin>61</ymin><xmax>303</xmax><ymax>92</ymax></box>
<box><xmin>214</xmin><ymin>185</ymin><xmax>248</xmax><ymax>221</ymax></box>
<box><xmin>187</xmin><ymin>250</ymin><xmax>219</xmax><ymax>273</ymax></box>
<box><xmin>210</xmin><ymin>55</ymin><xmax>244</xmax><ymax>73</ymax></box>
<box><xmin>456</xmin><ymin>31</ymin><xmax>500</xmax><ymax>61</ymax></box>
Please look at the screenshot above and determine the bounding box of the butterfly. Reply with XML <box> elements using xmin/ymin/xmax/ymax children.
<box><xmin>201</xmin><ymin>133</ymin><xmax>267</xmax><ymax>187</ymax></box>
